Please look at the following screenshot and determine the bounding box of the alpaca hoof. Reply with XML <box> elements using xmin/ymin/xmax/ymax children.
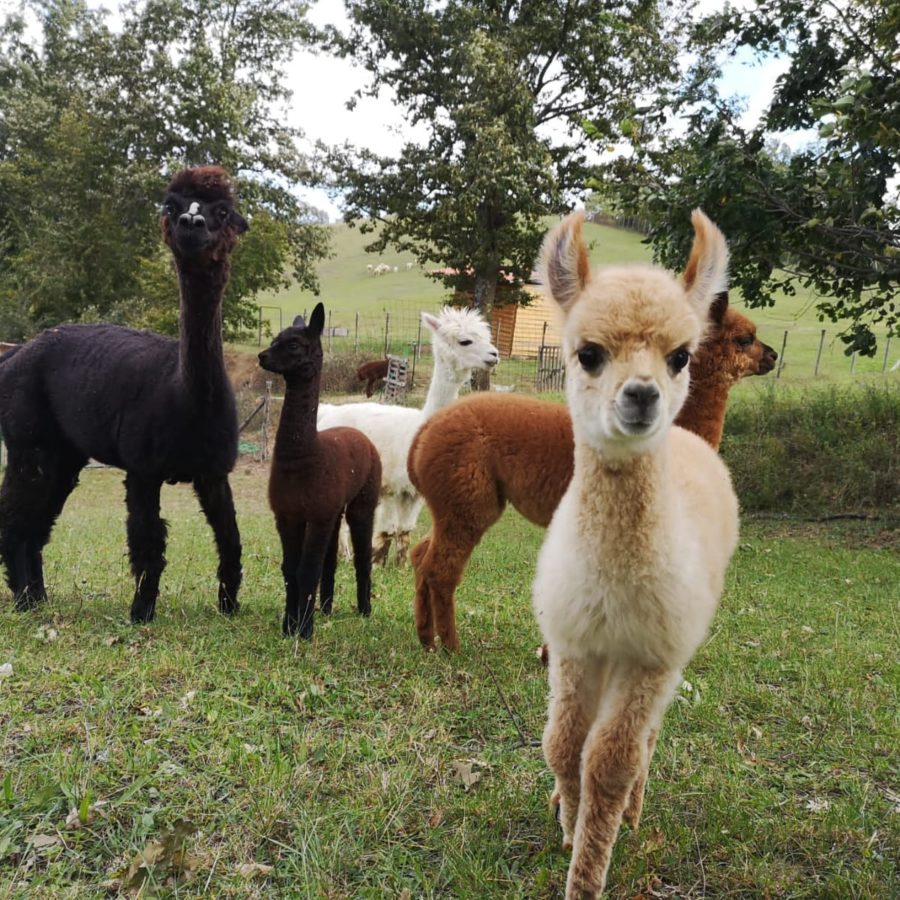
<box><xmin>14</xmin><ymin>588</ymin><xmax>47</xmax><ymax>612</ymax></box>
<box><xmin>130</xmin><ymin>608</ymin><xmax>156</xmax><ymax>625</ymax></box>
<box><xmin>219</xmin><ymin>599</ymin><xmax>240</xmax><ymax>616</ymax></box>
<box><xmin>282</xmin><ymin>614</ymin><xmax>313</xmax><ymax>639</ymax></box>
<box><xmin>358</xmin><ymin>602</ymin><xmax>371</xmax><ymax>617</ymax></box>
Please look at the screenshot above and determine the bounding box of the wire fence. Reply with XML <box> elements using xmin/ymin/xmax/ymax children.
<box><xmin>282</xmin><ymin>306</ymin><xmax>899</xmax><ymax>395</ymax></box>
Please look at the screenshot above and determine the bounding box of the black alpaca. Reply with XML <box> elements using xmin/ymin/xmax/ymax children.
<box><xmin>260</xmin><ymin>304</ymin><xmax>382</xmax><ymax>637</ymax></box>
<box><xmin>0</xmin><ymin>165</ymin><xmax>247</xmax><ymax>622</ymax></box>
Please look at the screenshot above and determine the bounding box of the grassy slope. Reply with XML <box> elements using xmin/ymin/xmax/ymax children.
<box><xmin>1</xmin><ymin>467</ymin><xmax>897</xmax><ymax>897</ymax></box>
<box><xmin>252</xmin><ymin>221</ymin><xmax>896</xmax><ymax>383</ymax></box>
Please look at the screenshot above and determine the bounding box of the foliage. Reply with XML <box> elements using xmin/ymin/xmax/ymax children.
<box><xmin>0</xmin><ymin>0</ymin><xmax>329</xmax><ymax>340</ymax></box>
<box><xmin>722</xmin><ymin>382</ymin><xmax>900</xmax><ymax>513</ymax></box>
<box><xmin>596</xmin><ymin>0</ymin><xmax>899</xmax><ymax>355</ymax></box>
<box><xmin>323</xmin><ymin>0</ymin><xmax>679</xmax><ymax>325</ymax></box>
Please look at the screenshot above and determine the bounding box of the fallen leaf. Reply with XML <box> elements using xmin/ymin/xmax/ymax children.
<box><xmin>428</xmin><ymin>809</ymin><xmax>445</xmax><ymax>828</ymax></box>
<box><xmin>119</xmin><ymin>819</ymin><xmax>200</xmax><ymax>891</ymax></box>
<box><xmin>451</xmin><ymin>760</ymin><xmax>482</xmax><ymax>790</ymax></box>
<box><xmin>103</xmin><ymin>635</ymin><xmax>122</xmax><ymax>647</ymax></box>
<box><xmin>804</xmin><ymin>797</ymin><xmax>830</xmax><ymax>813</ymax></box>
<box><xmin>27</xmin><ymin>833</ymin><xmax>61</xmax><ymax>849</ymax></box>
<box><xmin>399</xmin><ymin>890</ymin><xmax>412</xmax><ymax>900</ymax></box>
<box><xmin>237</xmin><ymin>862</ymin><xmax>274</xmax><ymax>879</ymax></box>
<box><xmin>35</xmin><ymin>626</ymin><xmax>58</xmax><ymax>642</ymax></box>
<box><xmin>179</xmin><ymin>690</ymin><xmax>196</xmax><ymax>709</ymax></box>
<box><xmin>0</xmin><ymin>663</ymin><xmax>13</xmax><ymax>680</ymax></box>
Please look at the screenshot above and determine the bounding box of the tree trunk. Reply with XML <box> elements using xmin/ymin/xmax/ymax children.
<box><xmin>471</xmin><ymin>263</ymin><xmax>499</xmax><ymax>391</ymax></box>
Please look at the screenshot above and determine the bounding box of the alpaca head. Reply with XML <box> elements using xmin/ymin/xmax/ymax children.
<box><xmin>421</xmin><ymin>307</ymin><xmax>499</xmax><ymax>377</ymax></box>
<box><xmin>258</xmin><ymin>303</ymin><xmax>325</xmax><ymax>382</ymax></box>
<box><xmin>540</xmin><ymin>209</ymin><xmax>729</xmax><ymax>459</ymax></box>
<box><xmin>707</xmin><ymin>292</ymin><xmax>778</xmax><ymax>380</ymax></box>
<box><xmin>161</xmin><ymin>165</ymin><xmax>248</xmax><ymax>263</ymax></box>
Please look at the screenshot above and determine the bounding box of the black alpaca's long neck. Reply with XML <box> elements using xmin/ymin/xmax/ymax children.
<box><xmin>175</xmin><ymin>260</ymin><xmax>229</xmax><ymax>398</ymax></box>
<box><xmin>275</xmin><ymin>369</ymin><xmax>322</xmax><ymax>464</ymax></box>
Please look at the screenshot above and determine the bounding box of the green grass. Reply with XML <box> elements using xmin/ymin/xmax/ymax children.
<box><xmin>1</xmin><ymin>467</ymin><xmax>897</xmax><ymax>897</ymax></box>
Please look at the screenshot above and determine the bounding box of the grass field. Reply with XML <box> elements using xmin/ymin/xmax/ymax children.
<box><xmin>249</xmin><ymin>221</ymin><xmax>897</xmax><ymax>385</ymax></box>
<box><xmin>1</xmin><ymin>465</ymin><xmax>897</xmax><ymax>897</ymax></box>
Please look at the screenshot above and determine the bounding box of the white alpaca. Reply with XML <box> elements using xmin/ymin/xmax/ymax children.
<box><xmin>318</xmin><ymin>306</ymin><xmax>499</xmax><ymax>565</ymax></box>
<box><xmin>532</xmin><ymin>210</ymin><xmax>739</xmax><ymax>898</ymax></box>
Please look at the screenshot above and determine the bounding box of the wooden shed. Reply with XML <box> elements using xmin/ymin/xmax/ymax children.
<box><xmin>490</xmin><ymin>286</ymin><xmax>563</xmax><ymax>359</ymax></box>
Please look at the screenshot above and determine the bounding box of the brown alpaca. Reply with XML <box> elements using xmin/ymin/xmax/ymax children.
<box><xmin>408</xmin><ymin>292</ymin><xmax>774</xmax><ymax>651</ymax></box>
<box><xmin>356</xmin><ymin>358</ymin><xmax>390</xmax><ymax>397</ymax></box>
<box><xmin>260</xmin><ymin>303</ymin><xmax>382</xmax><ymax>638</ymax></box>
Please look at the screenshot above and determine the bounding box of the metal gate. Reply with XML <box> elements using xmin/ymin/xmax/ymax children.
<box><xmin>536</xmin><ymin>344</ymin><xmax>565</xmax><ymax>392</ymax></box>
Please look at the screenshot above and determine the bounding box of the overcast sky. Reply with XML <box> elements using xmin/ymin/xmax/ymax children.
<box><xmin>0</xmin><ymin>0</ymin><xmax>796</xmax><ymax>221</ymax></box>
<box><xmin>287</xmin><ymin>0</ymin><xmax>795</xmax><ymax>220</ymax></box>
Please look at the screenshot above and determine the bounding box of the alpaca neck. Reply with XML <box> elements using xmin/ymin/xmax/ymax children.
<box><xmin>422</xmin><ymin>352</ymin><xmax>470</xmax><ymax>419</ymax></box>
<box><xmin>175</xmin><ymin>261</ymin><xmax>229</xmax><ymax>397</ymax></box>
<box><xmin>572</xmin><ymin>441</ymin><xmax>668</xmax><ymax>576</ymax></box>
<box><xmin>678</xmin><ymin>355</ymin><xmax>733</xmax><ymax>450</ymax></box>
<box><xmin>275</xmin><ymin>371</ymin><xmax>321</xmax><ymax>463</ymax></box>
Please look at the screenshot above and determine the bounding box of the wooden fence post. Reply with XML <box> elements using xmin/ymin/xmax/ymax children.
<box><xmin>384</xmin><ymin>312</ymin><xmax>391</xmax><ymax>356</ymax></box>
<box><xmin>355</xmin><ymin>312</ymin><xmax>359</xmax><ymax>352</ymax></box>
<box><xmin>327</xmin><ymin>310</ymin><xmax>333</xmax><ymax>352</ymax></box>
<box><xmin>776</xmin><ymin>330</ymin><xmax>788</xmax><ymax>378</ymax></box>
<box><xmin>882</xmin><ymin>335</ymin><xmax>892</xmax><ymax>373</ymax></box>
<box><xmin>410</xmin><ymin>317</ymin><xmax>422</xmax><ymax>389</ymax></box>
<box><xmin>261</xmin><ymin>380</ymin><xmax>272</xmax><ymax>462</ymax></box>
<box><xmin>814</xmin><ymin>329</ymin><xmax>826</xmax><ymax>376</ymax></box>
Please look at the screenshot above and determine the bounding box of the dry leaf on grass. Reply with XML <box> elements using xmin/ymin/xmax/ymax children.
<box><xmin>27</xmin><ymin>833</ymin><xmax>61</xmax><ymax>850</ymax></box>
<box><xmin>237</xmin><ymin>862</ymin><xmax>275</xmax><ymax>879</ymax></box>
<box><xmin>116</xmin><ymin>819</ymin><xmax>201</xmax><ymax>892</ymax></box>
<box><xmin>428</xmin><ymin>809</ymin><xmax>445</xmax><ymax>828</ymax></box>
<box><xmin>0</xmin><ymin>663</ymin><xmax>14</xmax><ymax>680</ymax></box>
<box><xmin>35</xmin><ymin>625</ymin><xmax>59</xmax><ymax>642</ymax></box>
<box><xmin>451</xmin><ymin>760</ymin><xmax>482</xmax><ymax>790</ymax></box>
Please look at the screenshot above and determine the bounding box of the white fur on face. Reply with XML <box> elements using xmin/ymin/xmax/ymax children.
<box><xmin>424</xmin><ymin>307</ymin><xmax>499</xmax><ymax>371</ymax></box>
<box><xmin>187</xmin><ymin>202</ymin><xmax>201</xmax><ymax>217</ymax></box>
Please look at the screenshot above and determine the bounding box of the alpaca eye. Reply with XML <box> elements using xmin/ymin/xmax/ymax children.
<box><xmin>217</xmin><ymin>207</ymin><xmax>229</xmax><ymax>221</ymax></box>
<box><xmin>668</xmin><ymin>347</ymin><xmax>691</xmax><ymax>373</ymax></box>
<box><xmin>289</xmin><ymin>341</ymin><xmax>299</xmax><ymax>351</ymax></box>
<box><xmin>458</xmin><ymin>339</ymin><xmax>473</xmax><ymax>346</ymax></box>
<box><xmin>577</xmin><ymin>343</ymin><xmax>605</xmax><ymax>372</ymax></box>
<box><xmin>735</xmin><ymin>335</ymin><xmax>754</xmax><ymax>349</ymax></box>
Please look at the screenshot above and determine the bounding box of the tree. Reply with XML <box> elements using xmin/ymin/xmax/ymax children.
<box><xmin>323</xmin><ymin>0</ymin><xmax>680</xmax><ymax>382</ymax></box>
<box><xmin>597</xmin><ymin>0</ymin><xmax>899</xmax><ymax>355</ymax></box>
<box><xmin>0</xmin><ymin>0</ymin><xmax>328</xmax><ymax>340</ymax></box>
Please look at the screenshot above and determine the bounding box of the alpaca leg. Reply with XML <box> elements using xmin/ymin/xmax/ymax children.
<box><xmin>566</xmin><ymin>667</ymin><xmax>677</xmax><ymax>899</ymax></box>
<box><xmin>371</xmin><ymin>531</ymin><xmax>392</xmax><ymax>566</ymax></box>
<box><xmin>411</xmin><ymin>533</ymin><xmax>435</xmax><ymax>649</ymax></box>
<box><xmin>394</xmin><ymin>531</ymin><xmax>411</xmax><ymax>567</ymax></box>
<box><xmin>543</xmin><ymin>655</ymin><xmax>605</xmax><ymax>851</ymax></box>
<box><xmin>193</xmin><ymin>475</ymin><xmax>242</xmax><ymax>615</ymax></box>
<box><xmin>319</xmin><ymin>518</ymin><xmax>341</xmax><ymax>615</ymax></box>
<box><xmin>286</xmin><ymin>520</ymin><xmax>336</xmax><ymax>638</ymax></box>
<box><xmin>623</xmin><ymin>728</ymin><xmax>659</xmax><ymax>830</ymax></box>
<box><xmin>346</xmin><ymin>494</ymin><xmax>376</xmax><ymax>617</ymax></box>
<box><xmin>125</xmin><ymin>475</ymin><xmax>167</xmax><ymax>624</ymax></box>
<box><xmin>277</xmin><ymin>516</ymin><xmax>305</xmax><ymax>635</ymax></box>
<box><xmin>0</xmin><ymin>447</ymin><xmax>83</xmax><ymax>609</ymax></box>
<box><xmin>420</xmin><ymin>525</ymin><xmax>485</xmax><ymax>652</ymax></box>
<box><xmin>338</xmin><ymin>520</ymin><xmax>352</xmax><ymax>560</ymax></box>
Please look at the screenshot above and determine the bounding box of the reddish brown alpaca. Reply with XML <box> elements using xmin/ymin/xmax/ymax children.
<box><xmin>408</xmin><ymin>293</ymin><xmax>776</xmax><ymax>651</ymax></box>
<box><xmin>260</xmin><ymin>303</ymin><xmax>382</xmax><ymax>638</ymax></box>
<box><xmin>356</xmin><ymin>358</ymin><xmax>390</xmax><ymax>397</ymax></box>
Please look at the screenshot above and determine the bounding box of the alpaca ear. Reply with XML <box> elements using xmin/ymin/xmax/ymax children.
<box><xmin>230</xmin><ymin>210</ymin><xmax>249</xmax><ymax>234</ymax></box>
<box><xmin>421</xmin><ymin>311</ymin><xmax>441</xmax><ymax>334</ymax></box>
<box><xmin>308</xmin><ymin>303</ymin><xmax>325</xmax><ymax>338</ymax></box>
<box><xmin>682</xmin><ymin>210</ymin><xmax>729</xmax><ymax>318</ymax></box>
<box><xmin>539</xmin><ymin>212</ymin><xmax>590</xmax><ymax>313</ymax></box>
<box><xmin>709</xmin><ymin>291</ymin><xmax>729</xmax><ymax>327</ymax></box>
<box><xmin>292</xmin><ymin>315</ymin><xmax>306</xmax><ymax>328</ymax></box>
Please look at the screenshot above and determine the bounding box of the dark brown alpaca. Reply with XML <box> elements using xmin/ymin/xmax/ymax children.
<box><xmin>0</xmin><ymin>165</ymin><xmax>246</xmax><ymax>622</ymax></box>
<box><xmin>260</xmin><ymin>303</ymin><xmax>382</xmax><ymax>638</ymax></box>
<box><xmin>408</xmin><ymin>293</ymin><xmax>777</xmax><ymax>651</ymax></box>
<box><xmin>356</xmin><ymin>358</ymin><xmax>389</xmax><ymax>397</ymax></box>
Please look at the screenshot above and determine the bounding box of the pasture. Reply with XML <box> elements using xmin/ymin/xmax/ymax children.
<box><xmin>252</xmin><ymin>221</ymin><xmax>898</xmax><ymax>385</ymax></box>
<box><xmin>1</xmin><ymin>461</ymin><xmax>897</xmax><ymax>897</ymax></box>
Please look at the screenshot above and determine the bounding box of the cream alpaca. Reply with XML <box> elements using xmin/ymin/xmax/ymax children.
<box><xmin>532</xmin><ymin>210</ymin><xmax>739</xmax><ymax>897</ymax></box>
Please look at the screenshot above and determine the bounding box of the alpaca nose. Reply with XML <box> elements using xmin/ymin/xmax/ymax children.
<box><xmin>621</xmin><ymin>381</ymin><xmax>660</xmax><ymax>413</ymax></box>
<box><xmin>179</xmin><ymin>212</ymin><xmax>206</xmax><ymax>229</ymax></box>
